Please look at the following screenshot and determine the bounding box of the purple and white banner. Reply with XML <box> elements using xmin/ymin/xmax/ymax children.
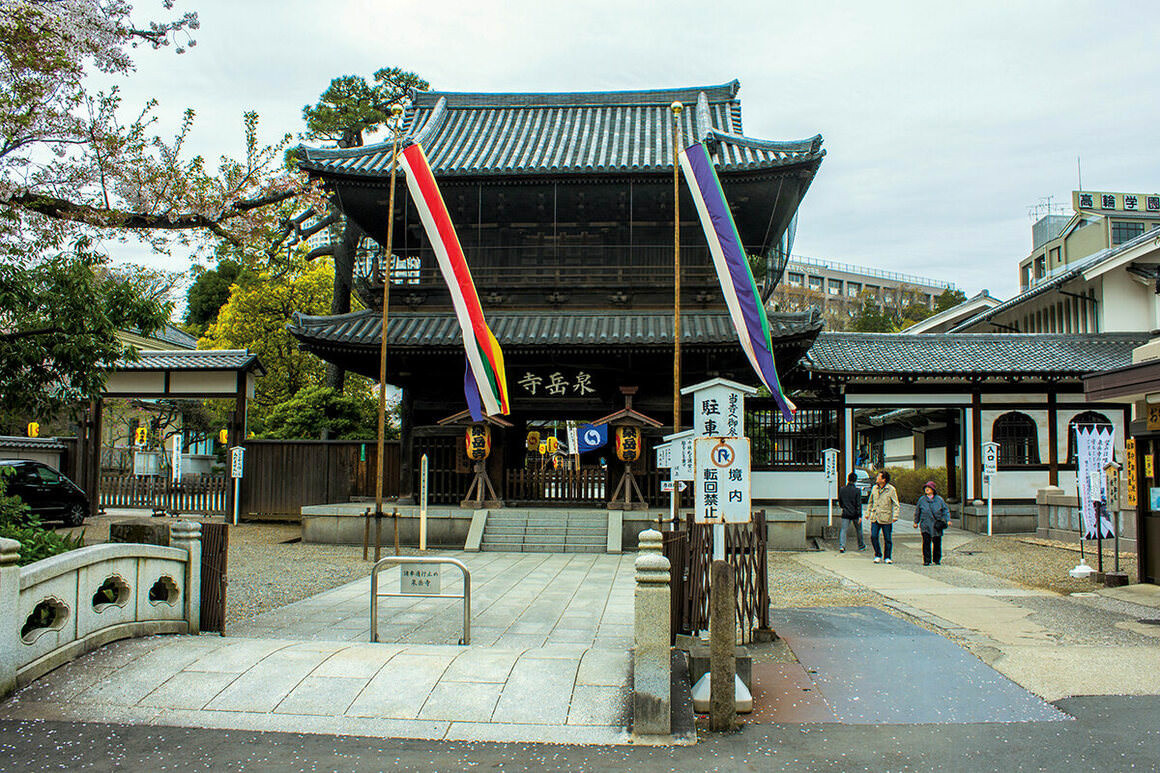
<box><xmin>678</xmin><ymin>142</ymin><xmax>796</xmax><ymax>421</ymax></box>
<box><xmin>1076</xmin><ymin>426</ymin><xmax>1115</xmax><ymax>539</ymax></box>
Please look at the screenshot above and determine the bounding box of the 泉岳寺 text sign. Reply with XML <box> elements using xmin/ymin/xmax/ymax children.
<box><xmin>694</xmin><ymin>436</ymin><xmax>751</xmax><ymax>524</ymax></box>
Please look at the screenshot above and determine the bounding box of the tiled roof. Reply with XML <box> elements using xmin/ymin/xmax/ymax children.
<box><xmin>297</xmin><ymin>80</ymin><xmax>823</xmax><ymax>178</ymax></box>
<box><xmin>805</xmin><ymin>332</ymin><xmax>1149</xmax><ymax>376</ymax></box>
<box><xmin>0</xmin><ymin>436</ymin><xmax>66</xmax><ymax>451</ymax></box>
<box><xmin>115</xmin><ymin>349</ymin><xmax>265</xmax><ymax>374</ymax></box>
<box><xmin>288</xmin><ymin>309</ymin><xmax>823</xmax><ymax>350</ymax></box>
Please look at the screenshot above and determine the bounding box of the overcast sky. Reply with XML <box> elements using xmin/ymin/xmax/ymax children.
<box><xmin>109</xmin><ymin>0</ymin><xmax>1160</xmax><ymax>301</ymax></box>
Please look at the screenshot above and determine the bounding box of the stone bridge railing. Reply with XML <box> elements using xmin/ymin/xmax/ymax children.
<box><xmin>0</xmin><ymin>522</ymin><xmax>201</xmax><ymax>698</ymax></box>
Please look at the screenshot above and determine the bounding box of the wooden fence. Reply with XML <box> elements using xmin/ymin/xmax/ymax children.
<box><xmin>238</xmin><ymin>439</ymin><xmax>400</xmax><ymax>518</ymax></box>
<box><xmin>662</xmin><ymin>511</ymin><xmax>769</xmax><ymax>644</ymax></box>
<box><xmin>100</xmin><ymin>474</ymin><xmax>229</xmax><ymax>515</ymax></box>
<box><xmin>505</xmin><ymin>466</ymin><xmax>607</xmax><ymax>504</ymax></box>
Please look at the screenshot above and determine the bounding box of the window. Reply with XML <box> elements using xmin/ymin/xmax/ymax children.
<box><xmin>993</xmin><ymin>412</ymin><xmax>1040</xmax><ymax>465</ymax></box>
<box><xmin>786</xmin><ymin>272</ymin><xmax>804</xmax><ymax>286</ymax></box>
<box><xmin>808</xmin><ymin>276</ymin><xmax>823</xmax><ymax>291</ymax></box>
<box><xmin>1034</xmin><ymin>255</ymin><xmax>1046</xmax><ymax>279</ymax></box>
<box><xmin>748</xmin><ymin>404</ymin><xmax>838</xmax><ymax>469</ymax></box>
<box><xmin>847</xmin><ymin>281</ymin><xmax>861</xmax><ymax>297</ymax></box>
<box><xmin>828</xmin><ymin>279</ymin><xmax>842</xmax><ymax>295</ymax></box>
<box><xmin>1111</xmin><ymin>220</ymin><xmax>1145</xmax><ymax>245</ymax></box>
<box><xmin>1050</xmin><ymin>246</ymin><xmax>1061</xmax><ymax>264</ymax></box>
<box><xmin>1067</xmin><ymin>411</ymin><xmax>1112</xmax><ymax>464</ymax></box>
<box><xmin>1020</xmin><ymin>265</ymin><xmax>1031</xmax><ymax>290</ymax></box>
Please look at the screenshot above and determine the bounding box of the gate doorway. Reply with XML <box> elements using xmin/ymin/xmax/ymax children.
<box><xmin>1133</xmin><ymin>435</ymin><xmax>1160</xmax><ymax>583</ymax></box>
<box><xmin>199</xmin><ymin>522</ymin><xmax>228</xmax><ymax>633</ymax></box>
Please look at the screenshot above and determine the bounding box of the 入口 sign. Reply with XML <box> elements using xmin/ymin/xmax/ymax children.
<box><xmin>694</xmin><ymin>436</ymin><xmax>751</xmax><ymax>524</ymax></box>
<box><xmin>982</xmin><ymin>441</ymin><xmax>999</xmax><ymax>477</ymax></box>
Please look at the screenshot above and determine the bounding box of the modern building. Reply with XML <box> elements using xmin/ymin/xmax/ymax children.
<box><xmin>1019</xmin><ymin>190</ymin><xmax>1160</xmax><ymax>293</ymax></box>
<box><xmin>774</xmin><ymin>255</ymin><xmax>955</xmax><ymax>324</ymax></box>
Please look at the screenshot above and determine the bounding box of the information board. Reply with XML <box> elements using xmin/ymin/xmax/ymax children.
<box><xmin>694</xmin><ymin>436</ymin><xmax>751</xmax><ymax>524</ymax></box>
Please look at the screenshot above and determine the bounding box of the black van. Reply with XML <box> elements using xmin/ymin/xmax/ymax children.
<box><xmin>0</xmin><ymin>460</ymin><xmax>89</xmax><ymax>526</ymax></box>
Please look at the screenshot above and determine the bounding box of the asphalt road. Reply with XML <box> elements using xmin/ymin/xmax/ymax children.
<box><xmin>0</xmin><ymin>696</ymin><xmax>1156</xmax><ymax>772</ymax></box>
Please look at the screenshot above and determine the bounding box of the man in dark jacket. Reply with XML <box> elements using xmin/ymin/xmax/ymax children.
<box><xmin>837</xmin><ymin>472</ymin><xmax>865</xmax><ymax>553</ymax></box>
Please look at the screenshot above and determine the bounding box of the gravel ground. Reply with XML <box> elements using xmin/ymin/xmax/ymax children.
<box><xmin>767</xmin><ymin>551</ymin><xmax>884</xmax><ymax>609</ymax></box>
<box><xmin>940</xmin><ymin>534</ymin><xmax>1138</xmax><ymax>596</ymax></box>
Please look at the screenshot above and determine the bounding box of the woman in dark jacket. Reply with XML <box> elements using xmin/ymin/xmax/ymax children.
<box><xmin>913</xmin><ymin>480</ymin><xmax>950</xmax><ymax>566</ymax></box>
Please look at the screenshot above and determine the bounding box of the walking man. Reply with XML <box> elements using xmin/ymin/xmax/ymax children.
<box><xmin>867</xmin><ymin>470</ymin><xmax>899</xmax><ymax>564</ymax></box>
<box><xmin>837</xmin><ymin>472</ymin><xmax>865</xmax><ymax>553</ymax></box>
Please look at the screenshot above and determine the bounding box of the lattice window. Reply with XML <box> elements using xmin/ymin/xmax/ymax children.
<box><xmin>748</xmin><ymin>403</ymin><xmax>838</xmax><ymax>469</ymax></box>
<box><xmin>1067</xmin><ymin>411</ymin><xmax>1112</xmax><ymax>464</ymax></box>
<box><xmin>993</xmin><ymin>412</ymin><xmax>1040</xmax><ymax>465</ymax></box>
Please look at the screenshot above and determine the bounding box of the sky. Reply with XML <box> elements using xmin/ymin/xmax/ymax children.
<box><xmin>107</xmin><ymin>0</ymin><xmax>1160</xmax><ymax>301</ymax></box>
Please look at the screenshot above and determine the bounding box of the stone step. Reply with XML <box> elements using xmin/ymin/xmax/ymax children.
<box><xmin>564</xmin><ymin>526</ymin><xmax>607</xmax><ymax>535</ymax></box>
<box><xmin>563</xmin><ymin>536</ymin><xmax>607</xmax><ymax>547</ymax></box>
<box><xmin>483</xmin><ymin>525</ymin><xmax>527</xmax><ymax>536</ymax></box>
<box><xmin>563</xmin><ymin>545</ymin><xmax>606</xmax><ymax>553</ymax></box>
<box><xmin>486</xmin><ymin>516</ymin><xmax>529</xmax><ymax>526</ymax></box>
<box><xmin>481</xmin><ymin>536</ymin><xmax>525</xmax><ymax>546</ymax></box>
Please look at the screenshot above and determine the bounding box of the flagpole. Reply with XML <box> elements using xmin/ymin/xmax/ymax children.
<box><xmin>375</xmin><ymin>103</ymin><xmax>405</xmax><ymax>558</ymax></box>
<box><xmin>671</xmin><ymin>101</ymin><xmax>683</xmax><ymax>435</ymax></box>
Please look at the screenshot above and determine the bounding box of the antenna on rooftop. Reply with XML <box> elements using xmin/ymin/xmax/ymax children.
<box><xmin>1027</xmin><ymin>195</ymin><xmax>1066</xmax><ymax>222</ymax></box>
<box><xmin>1077</xmin><ymin>156</ymin><xmax>1083</xmax><ymax>191</ymax></box>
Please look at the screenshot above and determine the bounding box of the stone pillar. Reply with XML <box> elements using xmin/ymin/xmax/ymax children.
<box><xmin>0</xmin><ymin>537</ymin><xmax>21</xmax><ymax>698</ymax></box>
<box><xmin>170</xmin><ymin>521</ymin><xmax>201</xmax><ymax>635</ymax></box>
<box><xmin>633</xmin><ymin>529</ymin><xmax>671</xmax><ymax>737</ymax></box>
<box><xmin>709</xmin><ymin>559</ymin><xmax>737</xmax><ymax>731</ymax></box>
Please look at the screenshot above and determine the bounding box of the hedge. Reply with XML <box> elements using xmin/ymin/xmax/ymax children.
<box><xmin>881</xmin><ymin>466</ymin><xmax>949</xmax><ymax>506</ymax></box>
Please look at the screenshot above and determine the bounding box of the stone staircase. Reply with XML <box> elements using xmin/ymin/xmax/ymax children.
<box><xmin>480</xmin><ymin>509</ymin><xmax>608</xmax><ymax>553</ymax></box>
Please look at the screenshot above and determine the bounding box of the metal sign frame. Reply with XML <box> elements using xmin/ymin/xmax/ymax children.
<box><xmin>370</xmin><ymin>556</ymin><xmax>471</xmax><ymax>645</ymax></box>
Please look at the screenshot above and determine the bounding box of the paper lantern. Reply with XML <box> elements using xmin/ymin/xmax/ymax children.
<box><xmin>615</xmin><ymin>426</ymin><xmax>641</xmax><ymax>462</ymax></box>
<box><xmin>465</xmin><ymin>424</ymin><xmax>491</xmax><ymax>460</ymax></box>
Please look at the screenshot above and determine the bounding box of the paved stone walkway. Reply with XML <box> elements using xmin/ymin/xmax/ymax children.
<box><xmin>0</xmin><ymin>552</ymin><xmax>636</xmax><ymax>744</ymax></box>
<box><xmin>230</xmin><ymin>552</ymin><xmax>635</xmax><ymax>649</ymax></box>
<box><xmin>798</xmin><ymin>529</ymin><xmax>1160</xmax><ymax>702</ymax></box>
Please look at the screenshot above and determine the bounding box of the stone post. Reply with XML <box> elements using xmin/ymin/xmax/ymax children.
<box><xmin>0</xmin><ymin>537</ymin><xmax>21</xmax><ymax>698</ymax></box>
<box><xmin>170</xmin><ymin>521</ymin><xmax>201</xmax><ymax>635</ymax></box>
<box><xmin>633</xmin><ymin>529</ymin><xmax>671</xmax><ymax>737</ymax></box>
<box><xmin>709</xmin><ymin>559</ymin><xmax>737</xmax><ymax>731</ymax></box>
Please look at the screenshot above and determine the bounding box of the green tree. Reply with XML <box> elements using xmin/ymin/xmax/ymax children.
<box><xmin>0</xmin><ymin>249</ymin><xmax>171</xmax><ymax>425</ymax></box>
<box><xmin>934</xmin><ymin>287</ymin><xmax>967</xmax><ymax>313</ymax></box>
<box><xmin>259</xmin><ymin>385</ymin><xmax>383</xmax><ymax>440</ymax></box>
<box><xmin>295</xmin><ymin>66</ymin><xmax>428</xmax><ymax>391</ymax></box>
<box><xmin>850</xmin><ymin>293</ymin><xmax>899</xmax><ymax>332</ymax></box>
<box><xmin>199</xmin><ymin>255</ymin><xmax>334</xmax><ymax>419</ymax></box>
<box><xmin>185</xmin><ymin>259</ymin><xmax>242</xmax><ymax>331</ymax></box>
<box><xmin>302</xmin><ymin>68</ymin><xmax>430</xmax><ymax>149</ymax></box>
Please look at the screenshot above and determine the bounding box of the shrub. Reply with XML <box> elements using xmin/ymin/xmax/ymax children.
<box><xmin>0</xmin><ymin>471</ymin><xmax>85</xmax><ymax>566</ymax></box>
<box><xmin>886</xmin><ymin>466</ymin><xmax>949</xmax><ymax>505</ymax></box>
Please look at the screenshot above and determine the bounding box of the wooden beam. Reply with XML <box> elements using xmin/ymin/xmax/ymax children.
<box><xmin>971</xmin><ymin>391</ymin><xmax>982</xmax><ymax>500</ymax></box>
<box><xmin>1047</xmin><ymin>390</ymin><xmax>1059</xmax><ymax>486</ymax></box>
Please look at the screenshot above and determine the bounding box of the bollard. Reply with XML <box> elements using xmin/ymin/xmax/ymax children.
<box><xmin>633</xmin><ymin>529</ymin><xmax>671</xmax><ymax>737</ymax></box>
<box><xmin>170</xmin><ymin>521</ymin><xmax>202</xmax><ymax>635</ymax></box>
<box><xmin>709</xmin><ymin>559</ymin><xmax>736</xmax><ymax>731</ymax></box>
<box><xmin>0</xmin><ymin>537</ymin><xmax>20</xmax><ymax>698</ymax></box>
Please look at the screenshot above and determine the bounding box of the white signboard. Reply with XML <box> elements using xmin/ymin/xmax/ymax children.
<box><xmin>822</xmin><ymin>448</ymin><xmax>838</xmax><ymax>481</ymax></box>
<box><xmin>981</xmin><ymin>442</ymin><xmax>999</xmax><ymax>477</ymax></box>
<box><xmin>694</xmin><ymin>436</ymin><xmax>751</xmax><ymax>524</ymax></box>
<box><xmin>231</xmin><ymin>446</ymin><xmax>245</xmax><ymax>479</ymax></box>
<box><xmin>665</xmin><ymin>429</ymin><xmax>696</xmax><ymax>482</ymax></box>
<box><xmin>655</xmin><ymin>442</ymin><xmax>672</xmax><ymax>470</ymax></box>
<box><xmin>661</xmin><ymin>480</ymin><xmax>689</xmax><ymax>493</ymax></box>
<box><xmin>401</xmin><ymin>565</ymin><xmax>441</xmax><ymax>594</ymax></box>
<box><xmin>171</xmin><ymin>433</ymin><xmax>183</xmax><ymax>482</ymax></box>
<box><xmin>566</xmin><ymin>421</ymin><xmax>579</xmax><ymax>455</ymax></box>
<box><xmin>691</xmin><ymin>384</ymin><xmax>749</xmax><ymax>438</ymax></box>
